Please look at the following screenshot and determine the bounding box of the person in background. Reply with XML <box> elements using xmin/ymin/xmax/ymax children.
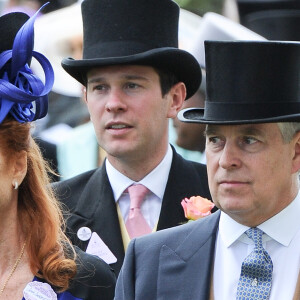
<box><xmin>31</xmin><ymin>1</ymin><xmax>90</xmax><ymax>182</ymax></box>
<box><xmin>54</xmin><ymin>0</ymin><xmax>212</xmax><ymax>277</ymax></box>
<box><xmin>172</xmin><ymin>69</ymin><xmax>207</xmax><ymax>164</ymax></box>
<box><xmin>0</xmin><ymin>7</ymin><xmax>115</xmax><ymax>299</ymax></box>
<box><xmin>115</xmin><ymin>40</ymin><xmax>300</xmax><ymax>300</ymax></box>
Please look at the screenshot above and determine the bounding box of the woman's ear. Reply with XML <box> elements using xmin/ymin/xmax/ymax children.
<box><xmin>12</xmin><ymin>150</ymin><xmax>27</xmax><ymax>187</ymax></box>
<box><xmin>167</xmin><ymin>82</ymin><xmax>186</xmax><ymax>119</ymax></box>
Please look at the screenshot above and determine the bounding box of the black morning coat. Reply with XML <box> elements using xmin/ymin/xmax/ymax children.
<box><xmin>53</xmin><ymin>147</ymin><xmax>212</xmax><ymax>277</ymax></box>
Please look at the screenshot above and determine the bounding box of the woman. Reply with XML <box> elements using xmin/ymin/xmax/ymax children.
<box><xmin>0</xmin><ymin>6</ymin><xmax>115</xmax><ymax>300</ymax></box>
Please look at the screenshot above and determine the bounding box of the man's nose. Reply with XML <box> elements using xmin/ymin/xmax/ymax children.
<box><xmin>105</xmin><ymin>89</ymin><xmax>127</xmax><ymax>112</ymax></box>
<box><xmin>219</xmin><ymin>143</ymin><xmax>242</xmax><ymax>169</ymax></box>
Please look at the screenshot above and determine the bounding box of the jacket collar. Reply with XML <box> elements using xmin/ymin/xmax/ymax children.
<box><xmin>157</xmin><ymin>211</ymin><xmax>220</xmax><ymax>299</ymax></box>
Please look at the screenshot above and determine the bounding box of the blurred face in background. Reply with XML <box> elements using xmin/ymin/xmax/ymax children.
<box><xmin>173</xmin><ymin>89</ymin><xmax>206</xmax><ymax>153</ymax></box>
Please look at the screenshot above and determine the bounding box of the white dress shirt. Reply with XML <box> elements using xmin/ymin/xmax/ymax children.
<box><xmin>213</xmin><ymin>191</ymin><xmax>300</xmax><ymax>300</ymax></box>
<box><xmin>106</xmin><ymin>145</ymin><xmax>173</xmax><ymax>229</ymax></box>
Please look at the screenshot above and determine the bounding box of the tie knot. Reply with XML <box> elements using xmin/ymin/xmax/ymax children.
<box><xmin>245</xmin><ymin>227</ymin><xmax>264</xmax><ymax>248</ymax></box>
<box><xmin>128</xmin><ymin>184</ymin><xmax>149</xmax><ymax>209</ymax></box>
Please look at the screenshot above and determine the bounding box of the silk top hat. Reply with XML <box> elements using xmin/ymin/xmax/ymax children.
<box><xmin>61</xmin><ymin>0</ymin><xmax>201</xmax><ymax>99</ymax></box>
<box><xmin>178</xmin><ymin>40</ymin><xmax>300</xmax><ymax>124</ymax></box>
<box><xmin>237</xmin><ymin>0</ymin><xmax>300</xmax><ymax>26</ymax></box>
<box><xmin>242</xmin><ymin>9</ymin><xmax>300</xmax><ymax>41</ymax></box>
<box><xmin>0</xmin><ymin>12</ymin><xmax>29</xmax><ymax>53</ymax></box>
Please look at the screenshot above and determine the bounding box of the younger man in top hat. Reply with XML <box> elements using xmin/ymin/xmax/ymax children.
<box><xmin>114</xmin><ymin>40</ymin><xmax>300</xmax><ymax>299</ymax></box>
<box><xmin>54</xmin><ymin>0</ymin><xmax>211</xmax><ymax>277</ymax></box>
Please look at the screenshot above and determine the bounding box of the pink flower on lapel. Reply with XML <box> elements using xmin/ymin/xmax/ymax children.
<box><xmin>181</xmin><ymin>196</ymin><xmax>215</xmax><ymax>221</ymax></box>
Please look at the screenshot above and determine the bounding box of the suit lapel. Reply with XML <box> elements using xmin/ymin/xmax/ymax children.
<box><xmin>157</xmin><ymin>211</ymin><xmax>220</xmax><ymax>300</ymax></box>
<box><xmin>158</xmin><ymin>148</ymin><xmax>211</xmax><ymax>230</ymax></box>
<box><xmin>70</xmin><ymin>166</ymin><xmax>125</xmax><ymax>276</ymax></box>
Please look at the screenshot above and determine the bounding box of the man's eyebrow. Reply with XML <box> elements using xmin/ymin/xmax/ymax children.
<box><xmin>122</xmin><ymin>74</ymin><xmax>150</xmax><ymax>81</ymax></box>
<box><xmin>238</xmin><ymin>127</ymin><xmax>265</xmax><ymax>136</ymax></box>
<box><xmin>87</xmin><ymin>77</ymin><xmax>105</xmax><ymax>84</ymax></box>
<box><xmin>204</xmin><ymin>125</ymin><xmax>220</xmax><ymax>136</ymax></box>
<box><xmin>204</xmin><ymin>125</ymin><xmax>266</xmax><ymax>136</ymax></box>
<box><xmin>87</xmin><ymin>74</ymin><xmax>150</xmax><ymax>84</ymax></box>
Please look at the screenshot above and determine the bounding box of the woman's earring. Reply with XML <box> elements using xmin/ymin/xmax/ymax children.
<box><xmin>13</xmin><ymin>181</ymin><xmax>18</xmax><ymax>190</ymax></box>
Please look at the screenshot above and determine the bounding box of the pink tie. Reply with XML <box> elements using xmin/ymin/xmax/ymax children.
<box><xmin>125</xmin><ymin>184</ymin><xmax>152</xmax><ymax>239</ymax></box>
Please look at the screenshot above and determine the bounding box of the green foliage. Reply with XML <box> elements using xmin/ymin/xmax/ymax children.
<box><xmin>174</xmin><ymin>0</ymin><xmax>224</xmax><ymax>16</ymax></box>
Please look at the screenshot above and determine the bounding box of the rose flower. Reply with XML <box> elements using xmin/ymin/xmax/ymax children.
<box><xmin>181</xmin><ymin>196</ymin><xmax>215</xmax><ymax>221</ymax></box>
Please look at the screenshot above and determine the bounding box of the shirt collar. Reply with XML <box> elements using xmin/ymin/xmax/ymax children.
<box><xmin>106</xmin><ymin>145</ymin><xmax>173</xmax><ymax>202</ymax></box>
<box><xmin>258</xmin><ymin>190</ymin><xmax>300</xmax><ymax>246</ymax></box>
<box><xmin>219</xmin><ymin>190</ymin><xmax>300</xmax><ymax>247</ymax></box>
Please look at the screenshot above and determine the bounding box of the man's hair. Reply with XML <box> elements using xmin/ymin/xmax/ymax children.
<box><xmin>154</xmin><ymin>67</ymin><xmax>179</xmax><ymax>97</ymax></box>
<box><xmin>277</xmin><ymin>122</ymin><xmax>300</xmax><ymax>143</ymax></box>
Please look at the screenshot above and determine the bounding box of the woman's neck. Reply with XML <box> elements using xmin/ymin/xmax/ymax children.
<box><xmin>0</xmin><ymin>198</ymin><xmax>26</xmax><ymax>275</ymax></box>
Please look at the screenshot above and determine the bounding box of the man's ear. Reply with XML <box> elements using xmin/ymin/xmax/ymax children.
<box><xmin>83</xmin><ymin>87</ymin><xmax>88</xmax><ymax>104</ymax></box>
<box><xmin>291</xmin><ymin>131</ymin><xmax>300</xmax><ymax>174</ymax></box>
<box><xmin>13</xmin><ymin>150</ymin><xmax>27</xmax><ymax>186</ymax></box>
<box><xmin>167</xmin><ymin>82</ymin><xmax>186</xmax><ymax>118</ymax></box>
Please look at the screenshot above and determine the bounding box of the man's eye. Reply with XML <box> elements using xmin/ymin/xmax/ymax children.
<box><xmin>125</xmin><ymin>83</ymin><xmax>139</xmax><ymax>89</ymax></box>
<box><xmin>243</xmin><ymin>136</ymin><xmax>257</xmax><ymax>145</ymax></box>
<box><xmin>206</xmin><ymin>136</ymin><xmax>224</xmax><ymax>150</ymax></box>
<box><xmin>94</xmin><ymin>84</ymin><xmax>106</xmax><ymax>91</ymax></box>
<box><xmin>208</xmin><ymin>136</ymin><xmax>221</xmax><ymax>144</ymax></box>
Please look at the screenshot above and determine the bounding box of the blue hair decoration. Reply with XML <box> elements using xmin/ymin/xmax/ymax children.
<box><xmin>0</xmin><ymin>3</ymin><xmax>54</xmax><ymax>124</ymax></box>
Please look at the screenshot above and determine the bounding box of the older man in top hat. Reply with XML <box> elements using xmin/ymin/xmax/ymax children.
<box><xmin>114</xmin><ymin>40</ymin><xmax>300</xmax><ymax>299</ymax></box>
<box><xmin>53</xmin><ymin>0</ymin><xmax>212</xmax><ymax>277</ymax></box>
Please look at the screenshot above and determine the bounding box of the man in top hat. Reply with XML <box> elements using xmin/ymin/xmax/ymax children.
<box><xmin>53</xmin><ymin>0</ymin><xmax>212</xmax><ymax>277</ymax></box>
<box><xmin>114</xmin><ymin>40</ymin><xmax>300</xmax><ymax>299</ymax></box>
<box><xmin>171</xmin><ymin>11</ymin><xmax>266</xmax><ymax>164</ymax></box>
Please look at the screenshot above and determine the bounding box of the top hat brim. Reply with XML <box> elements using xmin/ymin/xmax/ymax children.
<box><xmin>61</xmin><ymin>47</ymin><xmax>201</xmax><ymax>100</ymax></box>
<box><xmin>179</xmin><ymin>41</ymin><xmax>300</xmax><ymax>125</ymax></box>
<box><xmin>178</xmin><ymin>106</ymin><xmax>300</xmax><ymax>125</ymax></box>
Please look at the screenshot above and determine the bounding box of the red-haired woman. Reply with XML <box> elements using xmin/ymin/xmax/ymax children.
<box><xmin>0</xmin><ymin>7</ymin><xmax>115</xmax><ymax>300</ymax></box>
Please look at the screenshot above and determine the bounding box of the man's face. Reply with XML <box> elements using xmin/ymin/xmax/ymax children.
<box><xmin>173</xmin><ymin>91</ymin><xmax>206</xmax><ymax>152</ymax></box>
<box><xmin>205</xmin><ymin>123</ymin><xmax>299</xmax><ymax>226</ymax></box>
<box><xmin>85</xmin><ymin>65</ymin><xmax>181</xmax><ymax>165</ymax></box>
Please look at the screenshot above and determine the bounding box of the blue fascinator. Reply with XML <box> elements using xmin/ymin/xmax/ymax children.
<box><xmin>0</xmin><ymin>4</ymin><xmax>54</xmax><ymax>124</ymax></box>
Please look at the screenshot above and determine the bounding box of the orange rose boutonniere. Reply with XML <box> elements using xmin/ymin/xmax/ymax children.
<box><xmin>181</xmin><ymin>196</ymin><xmax>215</xmax><ymax>221</ymax></box>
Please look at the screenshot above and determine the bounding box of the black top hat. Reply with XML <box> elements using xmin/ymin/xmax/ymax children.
<box><xmin>61</xmin><ymin>0</ymin><xmax>201</xmax><ymax>99</ymax></box>
<box><xmin>243</xmin><ymin>9</ymin><xmax>300</xmax><ymax>41</ymax></box>
<box><xmin>0</xmin><ymin>12</ymin><xmax>29</xmax><ymax>54</ymax></box>
<box><xmin>178</xmin><ymin>40</ymin><xmax>300</xmax><ymax>124</ymax></box>
<box><xmin>237</xmin><ymin>0</ymin><xmax>300</xmax><ymax>25</ymax></box>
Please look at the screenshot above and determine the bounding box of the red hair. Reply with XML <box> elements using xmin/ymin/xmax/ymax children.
<box><xmin>0</xmin><ymin>116</ymin><xmax>76</xmax><ymax>291</ymax></box>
